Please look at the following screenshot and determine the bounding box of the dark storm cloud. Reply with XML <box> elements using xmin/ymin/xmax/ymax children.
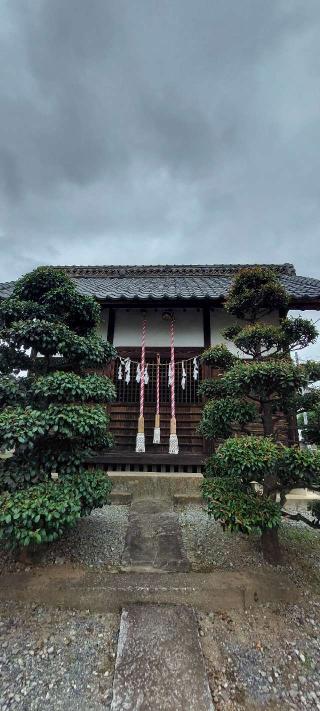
<box><xmin>1</xmin><ymin>0</ymin><xmax>320</xmax><ymax>283</ymax></box>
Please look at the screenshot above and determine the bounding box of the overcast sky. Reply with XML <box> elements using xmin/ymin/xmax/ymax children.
<box><xmin>1</xmin><ymin>1</ymin><xmax>320</xmax><ymax>356</ymax></box>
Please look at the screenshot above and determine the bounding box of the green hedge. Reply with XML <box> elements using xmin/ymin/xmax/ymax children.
<box><xmin>0</xmin><ymin>469</ymin><xmax>112</xmax><ymax>548</ymax></box>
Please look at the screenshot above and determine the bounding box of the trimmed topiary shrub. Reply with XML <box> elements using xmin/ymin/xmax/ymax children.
<box><xmin>0</xmin><ymin>266</ymin><xmax>116</xmax><ymax>549</ymax></box>
<box><xmin>200</xmin><ymin>267</ymin><xmax>320</xmax><ymax>563</ymax></box>
<box><xmin>0</xmin><ymin>469</ymin><xmax>112</xmax><ymax>548</ymax></box>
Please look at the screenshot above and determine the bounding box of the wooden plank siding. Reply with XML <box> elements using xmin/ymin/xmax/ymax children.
<box><xmin>100</xmin><ymin>361</ymin><xmax>296</xmax><ymax>458</ymax></box>
<box><xmin>107</xmin><ymin>403</ymin><xmax>203</xmax><ymax>454</ymax></box>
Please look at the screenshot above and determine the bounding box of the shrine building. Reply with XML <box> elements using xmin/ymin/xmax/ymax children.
<box><xmin>1</xmin><ymin>263</ymin><xmax>320</xmax><ymax>472</ymax></box>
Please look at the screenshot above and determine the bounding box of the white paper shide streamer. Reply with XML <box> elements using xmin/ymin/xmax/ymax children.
<box><xmin>118</xmin><ymin>357</ymin><xmax>131</xmax><ymax>383</ymax></box>
<box><xmin>181</xmin><ymin>361</ymin><xmax>186</xmax><ymax>390</ymax></box>
<box><xmin>124</xmin><ymin>358</ymin><xmax>131</xmax><ymax>384</ymax></box>
<box><xmin>193</xmin><ymin>357</ymin><xmax>199</xmax><ymax>381</ymax></box>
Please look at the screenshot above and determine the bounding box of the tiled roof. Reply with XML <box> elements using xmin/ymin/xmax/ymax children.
<box><xmin>0</xmin><ymin>282</ymin><xmax>14</xmax><ymax>299</ymax></box>
<box><xmin>1</xmin><ymin>264</ymin><xmax>320</xmax><ymax>305</ymax></box>
<box><xmin>56</xmin><ymin>263</ymin><xmax>297</xmax><ymax>278</ymax></box>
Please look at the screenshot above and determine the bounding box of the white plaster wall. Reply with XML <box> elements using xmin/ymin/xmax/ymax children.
<box><xmin>112</xmin><ymin>308</ymin><xmax>204</xmax><ymax>347</ymax></box>
<box><xmin>210</xmin><ymin>308</ymin><xmax>280</xmax><ymax>357</ymax></box>
<box><xmin>99</xmin><ymin>305</ymin><xmax>280</xmax><ymax>351</ymax></box>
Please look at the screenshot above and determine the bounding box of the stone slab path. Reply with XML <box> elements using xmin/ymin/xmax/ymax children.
<box><xmin>111</xmin><ymin>604</ymin><xmax>214</xmax><ymax>711</ymax></box>
<box><xmin>121</xmin><ymin>499</ymin><xmax>191</xmax><ymax>572</ymax></box>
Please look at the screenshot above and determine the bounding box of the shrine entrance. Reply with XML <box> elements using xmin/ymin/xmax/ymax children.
<box><xmin>115</xmin><ymin>349</ymin><xmax>202</xmax><ymax>407</ymax></box>
<box><xmin>108</xmin><ymin>347</ymin><xmax>205</xmax><ymax>457</ymax></box>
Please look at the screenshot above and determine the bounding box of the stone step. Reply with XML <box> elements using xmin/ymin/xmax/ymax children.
<box><xmin>0</xmin><ymin>569</ymin><xmax>300</xmax><ymax>611</ymax></box>
<box><xmin>109</xmin><ymin>489</ymin><xmax>133</xmax><ymax>505</ymax></box>
<box><xmin>110</xmin><ymin>605</ymin><xmax>214</xmax><ymax>711</ymax></box>
<box><xmin>173</xmin><ymin>492</ymin><xmax>202</xmax><ymax>504</ymax></box>
<box><xmin>108</xmin><ymin>470</ymin><xmax>203</xmax><ymax>501</ymax></box>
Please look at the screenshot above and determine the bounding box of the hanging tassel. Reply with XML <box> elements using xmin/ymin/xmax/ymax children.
<box><xmin>153</xmin><ymin>353</ymin><xmax>161</xmax><ymax>444</ymax></box>
<box><xmin>136</xmin><ymin>429</ymin><xmax>145</xmax><ymax>452</ymax></box>
<box><xmin>181</xmin><ymin>360</ymin><xmax>186</xmax><ymax>390</ymax></box>
<box><xmin>153</xmin><ymin>420</ymin><xmax>161</xmax><ymax>444</ymax></box>
<box><xmin>169</xmin><ymin>429</ymin><xmax>179</xmax><ymax>454</ymax></box>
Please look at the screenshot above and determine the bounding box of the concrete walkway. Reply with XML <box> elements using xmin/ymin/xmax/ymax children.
<box><xmin>121</xmin><ymin>498</ymin><xmax>191</xmax><ymax>572</ymax></box>
<box><xmin>111</xmin><ymin>605</ymin><xmax>214</xmax><ymax>711</ymax></box>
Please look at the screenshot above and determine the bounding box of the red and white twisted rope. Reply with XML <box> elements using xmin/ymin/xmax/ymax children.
<box><xmin>139</xmin><ymin>317</ymin><xmax>147</xmax><ymax>419</ymax></box>
<box><xmin>156</xmin><ymin>353</ymin><xmax>160</xmax><ymax>416</ymax></box>
<box><xmin>170</xmin><ymin>316</ymin><xmax>175</xmax><ymax>420</ymax></box>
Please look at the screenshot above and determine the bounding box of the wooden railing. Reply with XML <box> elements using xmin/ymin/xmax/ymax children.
<box><xmin>115</xmin><ymin>356</ymin><xmax>202</xmax><ymax>405</ymax></box>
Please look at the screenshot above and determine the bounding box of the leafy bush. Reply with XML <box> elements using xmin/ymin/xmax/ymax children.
<box><xmin>0</xmin><ymin>376</ymin><xmax>25</xmax><ymax>406</ymax></box>
<box><xmin>0</xmin><ymin>469</ymin><xmax>112</xmax><ymax>548</ymax></box>
<box><xmin>200</xmin><ymin>344</ymin><xmax>237</xmax><ymax>369</ymax></box>
<box><xmin>0</xmin><ymin>404</ymin><xmax>112</xmax><ymax>451</ymax></box>
<box><xmin>199</xmin><ymin>398</ymin><xmax>256</xmax><ymax>439</ymax></box>
<box><xmin>205</xmin><ymin>436</ymin><xmax>279</xmax><ymax>482</ymax></box>
<box><xmin>221</xmin><ymin>359</ymin><xmax>309</xmax><ymax>399</ymax></box>
<box><xmin>74</xmin><ymin>468</ymin><xmax>113</xmax><ymax>514</ymax></box>
<box><xmin>41</xmin><ymin>285</ymin><xmax>100</xmax><ymax>335</ymax></box>
<box><xmin>30</xmin><ymin>371</ymin><xmax>116</xmax><ymax>403</ymax></box>
<box><xmin>202</xmin><ymin>475</ymin><xmax>281</xmax><ymax>534</ymax></box>
<box><xmin>13</xmin><ymin>267</ymin><xmax>69</xmax><ymax>301</ymax></box>
<box><xmin>0</xmin><ymin>479</ymin><xmax>82</xmax><ymax>548</ymax></box>
<box><xmin>225</xmin><ymin>266</ymin><xmax>288</xmax><ymax>319</ymax></box>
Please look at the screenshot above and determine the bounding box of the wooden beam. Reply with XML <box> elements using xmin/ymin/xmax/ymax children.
<box><xmin>87</xmin><ymin>451</ymin><xmax>205</xmax><ymax>466</ymax></box>
<box><xmin>100</xmin><ymin>298</ymin><xmax>224</xmax><ymax>309</ymax></box>
<box><xmin>202</xmin><ymin>304</ymin><xmax>211</xmax><ymax>348</ymax></box>
<box><xmin>107</xmin><ymin>307</ymin><xmax>116</xmax><ymax>344</ymax></box>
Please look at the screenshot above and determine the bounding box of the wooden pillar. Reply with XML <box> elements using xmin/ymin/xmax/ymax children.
<box><xmin>202</xmin><ymin>304</ymin><xmax>213</xmax><ymax>458</ymax></box>
<box><xmin>202</xmin><ymin>304</ymin><xmax>211</xmax><ymax>348</ymax></box>
<box><xmin>107</xmin><ymin>307</ymin><xmax>116</xmax><ymax>344</ymax></box>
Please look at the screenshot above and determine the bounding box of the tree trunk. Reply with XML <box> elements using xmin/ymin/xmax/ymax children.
<box><xmin>261</xmin><ymin>527</ymin><xmax>283</xmax><ymax>564</ymax></box>
<box><xmin>261</xmin><ymin>400</ymin><xmax>274</xmax><ymax>437</ymax></box>
<box><xmin>260</xmin><ymin>399</ymin><xmax>283</xmax><ymax>564</ymax></box>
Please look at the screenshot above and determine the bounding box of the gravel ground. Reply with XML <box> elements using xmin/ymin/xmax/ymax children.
<box><xmin>0</xmin><ymin>505</ymin><xmax>129</xmax><ymax>573</ymax></box>
<box><xmin>0</xmin><ymin>601</ymin><xmax>119</xmax><ymax>711</ymax></box>
<box><xmin>179</xmin><ymin>505</ymin><xmax>262</xmax><ymax>570</ymax></box>
<box><xmin>179</xmin><ymin>504</ymin><xmax>320</xmax><ymax>584</ymax></box>
<box><xmin>198</xmin><ymin>598</ymin><xmax>320</xmax><ymax>710</ymax></box>
<box><xmin>1</xmin><ymin>501</ymin><xmax>319</xmax><ymax>710</ymax></box>
<box><xmin>179</xmin><ymin>505</ymin><xmax>320</xmax><ymax>709</ymax></box>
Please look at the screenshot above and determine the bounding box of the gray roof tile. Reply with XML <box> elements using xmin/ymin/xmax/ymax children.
<box><xmin>1</xmin><ymin>264</ymin><xmax>320</xmax><ymax>304</ymax></box>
